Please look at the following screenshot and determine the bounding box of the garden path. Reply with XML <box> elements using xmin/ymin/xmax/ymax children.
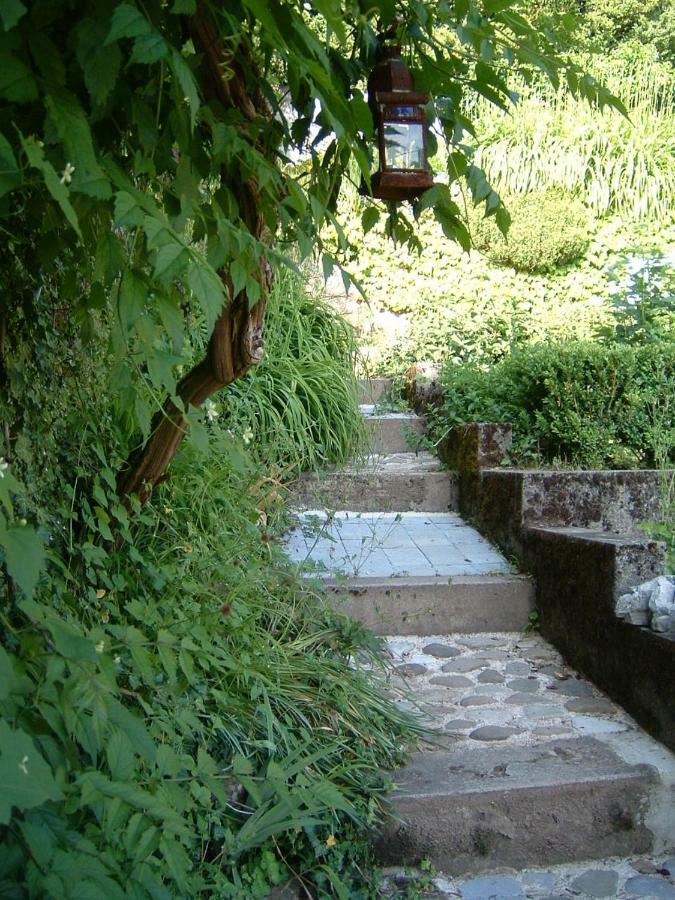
<box><xmin>284</xmin><ymin>379</ymin><xmax>675</xmax><ymax>900</ymax></box>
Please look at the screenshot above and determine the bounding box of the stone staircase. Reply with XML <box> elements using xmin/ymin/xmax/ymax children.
<box><xmin>284</xmin><ymin>379</ymin><xmax>675</xmax><ymax>897</ymax></box>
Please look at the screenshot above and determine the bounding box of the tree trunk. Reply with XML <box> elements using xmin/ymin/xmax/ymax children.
<box><xmin>117</xmin><ymin>6</ymin><xmax>273</xmax><ymax>500</ymax></box>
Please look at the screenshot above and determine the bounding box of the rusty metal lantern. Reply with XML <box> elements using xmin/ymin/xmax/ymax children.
<box><xmin>366</xmin><ymin>47</ymin><xmax>434</xmax><ymax>201</ymax></box>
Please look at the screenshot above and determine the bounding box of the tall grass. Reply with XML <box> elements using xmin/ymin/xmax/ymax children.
<box><xmin>226</xmin><ymin>267</ymin><xmax>364</xmax><ymax>473</ymax></box>
<box><xmin>473</xmin><ymin>60</ymin><xmax>675</xmax><ymax>221</ymax></box>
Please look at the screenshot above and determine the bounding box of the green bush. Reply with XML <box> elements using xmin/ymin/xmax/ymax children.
<box><xmin>434</xmin><ymin>340</ymin><xmax>675</xmax><ymax>468</ymax></box>
<box><xmin>470</xmin><ymin>191</ymin><xmax>590</xmax><ymax>274</ymax></box>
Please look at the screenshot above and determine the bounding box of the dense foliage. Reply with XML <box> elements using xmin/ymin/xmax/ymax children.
<box><xmin>0</xmin><ymin>267</ymin><xmax>417</xmax><ymax>896</ymax></box>
<box><xmin>431</xmin><ymin>340</ymin><xmax>675</xmax><ymax>469</ymax></box>
<box><xmin>0</xmin><ymin>0</ymin><xmax>649</xmax><ymax>894</ymax></box>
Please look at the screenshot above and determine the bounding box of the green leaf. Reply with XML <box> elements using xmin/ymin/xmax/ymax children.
<box><xmin>0</xmin><ymin>644</ymin><xmax>12</xmax><ymax>700</ymax></box>
<box><xmin>74</xmin><ymin>18</ymin><xmax>123</xmax><ymax>107</ymax></box>
<box><xmin>483</xmin><ymin>0</ymin><xmax>515</xmax><ymax>13</ymax></box>
<box><xmin>154</xmin><ymin>241</ymin><xmax>188</xmax><ymax>281</ymax></box>
<box><xmin>0</xmin><ymin>0</ymin><xmax>26</xmax><ymax>31</ymax></box>
<box><xmin>113</xmin><ymin>191</ymin><xmax>145</xmax><ymax>228</ymax></box>
<box><xmin>0</xmin><ymin>131</ymin><xmax>19</xmax><ymax>198</ymax></box>
<box><xmin>171</xmin><ymin>0</ymin><xmax>196</xmax><ymax>10</ymax></box>
<box><xmin>21</xmin><ymin>136</ymin><xmax>81</xmax><ymax>236</ymax></box>
<box><xmin>361</xmin><ymin>207</ymin><xmax>380</xmax><ymax>234</ymax></box>
<box><xmin>0</xmin><ymin>523</ymin><xmax>44</xmax><ymax>597</ymax></box>
<box><xmin>46</xmin><ymin>616</ymin><xmax>99</xmax><ymax>662</ymax></box>
<box><xmin>0</xmin><ymin>721</ymin><xmax>63</xmax><ymax>825</ymax></box>
<box><xmin>107</xmin><ymin>730</ymin><xmax>135</xmax><ymax>781</ymax></box>
<box><xmin>0</xmin><ymin>52</ymin><xmax>37</xmax><ymax>102</ymax></box>
<box><xmin>156</xmin><ymin>292</ymin><xmax>184</xmax><ymax>349</ymax></box>
<box><xmin>169</xmin><ymin>49</ymin><xmax>200</xmax><ymax>129</ymax></box>
<box><xmin>187</xmin><ymin>258</ymin><xmax>225</xmax><ymax>329</ymax></box>
<box><xmin>45</xmin><ymin>89</ymin><xmax>111</xmax><ymax>198</ymax></box>
<box><xmin>130</xmin><ymin>32</ymin><xmax>169</xmax><ymax>65</ymax></box>
<box><xmin>118</xmin><ymin>269</ymin><xmax>147</xmax><ymax>332</ymax></box>
<box><xmin>106</xmin><ymin>3</ymin><xmax>151</xmax><ymax>44</ymax></box>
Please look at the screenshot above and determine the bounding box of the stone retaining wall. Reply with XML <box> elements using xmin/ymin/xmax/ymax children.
<box><xmin>410</xmin><ymin>372</ymin><xmax>675</xmax><ymax>750</ymax></box>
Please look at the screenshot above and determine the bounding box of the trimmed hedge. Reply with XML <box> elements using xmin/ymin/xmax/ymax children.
<box><xmin>471</xmin><ymin>190</ymin><xmax>590</xmax><ymax>274</ymax></box>
<box><xmin>436</xmin><ymin>339</ymin><xmax>675</xmax><ymax>468</ymax></box>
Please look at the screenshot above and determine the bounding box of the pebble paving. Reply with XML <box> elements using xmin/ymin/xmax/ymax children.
<box><xmin>379</xmin><ymin>854</ymin><xmax>675</xmax><ymax>898</ymax></box>
<box><xmin>383</xmin><ymin>631</ymin><xmax>639</xmax><ymax>747</ymax></box>
<box><xmin>379</xmin><ymin>632</ymin><xmax>675</xmax><ymax>898</ymax></box>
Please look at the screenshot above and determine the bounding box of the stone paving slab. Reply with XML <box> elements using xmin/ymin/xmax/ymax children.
<box><xmin>283</xmin><ymin>511</ymin><xmax>513</xmax><ymax>579</ymax></box>
<box><xmin>380</xmin><ymin>853</ymin><xmax>675</xmax><ymax>898</ymax></box>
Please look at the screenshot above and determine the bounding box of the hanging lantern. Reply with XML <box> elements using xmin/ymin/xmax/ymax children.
<box><xmin>366</xmin><ymin>47</ymin><xmax>434</xmax><ymax>201</ymax></box>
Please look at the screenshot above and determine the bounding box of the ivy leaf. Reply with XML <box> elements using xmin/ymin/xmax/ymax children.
<box><xmin>0</xmin><ymin>0</ymin><xmax>27</xmax><ymax>31</ymax></box>
<box><xmin>187</xmin><ymin>258</ymin><xmax>225</xmax><ymax>329</ymax></box>
<box><xmin>0</xmin><ymin>523</ymin><xmax>44</xmax><ymax>597</ymax></box>
<box><xmin>0</xmin><ymin>721</ymin><xmax>63</xmax><ymax>825</ymax></box>
<box><xmin>105</xmin><ymin>3</ymin><xmax>151</xmax><ymax>44</ymax></box>
<box><xmin>0</xmin><ymin>131</ymin><xmax>19</xmax><ymax>198</ymax></box>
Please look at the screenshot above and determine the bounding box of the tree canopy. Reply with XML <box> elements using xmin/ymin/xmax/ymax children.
<box><xmin>0</xmin><ymin>0</ymin><xmax>624</xmax><ymax>498</ymax></box>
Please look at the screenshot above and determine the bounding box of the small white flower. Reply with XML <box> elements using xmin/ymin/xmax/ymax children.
<box><xmin>0</xmin><ymin>458</ymin><xmax>8</xmax><ymax>478</ymax></box>
<box><xmin>95</xmin><ymin>641</ymin><xmax>105</xmax><ymax>654</ymax></box>
<box><xmin>204</xmin><ymin>399</ymin><xmax>219</xmax><ymax>422</ymax></box>
<box><xmin>242</xmin><ymin>428</ymin><xmax>253</xmax><ymax>445</ymax></box>
<box><xmin>114</xmin><ymin>655</ymin><xmax>122</xmax><ymax>664</ymax></box>
<box><xmin>60</xmin><ymin>162</ymin><xmax>75</xmax><ymax>185</ymax></box>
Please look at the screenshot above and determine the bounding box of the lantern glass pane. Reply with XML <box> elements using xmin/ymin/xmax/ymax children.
<box><xmin>383</xmin><ymin>122</ymin><xmax>425</xmax><ymax>170</ymax></box>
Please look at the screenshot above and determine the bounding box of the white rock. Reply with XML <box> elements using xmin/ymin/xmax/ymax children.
<box><xmin>651</xmin><ymin>614</ymin><xmax>675</xmax><ymax>634</ymax></box>
<box><xmin>616</xmin><ymin>589</ymin><xmax>648</xmax><ymax>620</ymax></box>
<box><xmin>647</xmin><ymin>576</ymin><xmax>675</xmax><ymax>616</ymax></box>
<box><xmin>622</xmin><ymin>608</ymin><xmax>650</xmax><ymax>627</ymax></box>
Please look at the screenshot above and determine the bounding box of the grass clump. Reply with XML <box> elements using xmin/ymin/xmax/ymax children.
<box><xmin>226</xmin><ymin>268</ymin><xmax>364</xmax><ymax>475</ymax></box>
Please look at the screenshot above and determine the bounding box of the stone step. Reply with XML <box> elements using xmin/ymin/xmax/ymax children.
<box><xmin>374</xmin><ymin>632</ymin><xmax>675</xmax><ymax>878</ymax></box>
<box><xmin>289</xmin><ymin>453</ymin><xmax>459</xmax><ymax>513</ymax></box>
<box><xmin>329</xmin><ymin>575</ymin><xmax>534</xmax><ymax>635</ymax></box>
<box><xmin>357</xmin><ymin>377</ymin><xmax>393</xmax><ymax>404</ymax></box>
<box><xmin>284</xmin><ymin>510</ymin><xmax>531</xmax><ymax>633</ymax></box>
<box><xmin>376</xmin><ymin>736</ymin><xmax>657</xmax><ymax>875</ymax></box>
<box><xmin>361</xmin><ymin>408</ymin><xmax>427</xmax><ymax>454</ymax></box>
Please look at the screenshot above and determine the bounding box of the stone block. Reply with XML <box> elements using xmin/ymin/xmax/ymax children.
<box><xmin>439</xmin><ymin>423</ymin><xmax>513</xmax><ymax>474</ymax></box>
<box><xmin>524</xmin><ymin>525</ymin><xmax>675</xmax><ymax>750</ymax></box>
